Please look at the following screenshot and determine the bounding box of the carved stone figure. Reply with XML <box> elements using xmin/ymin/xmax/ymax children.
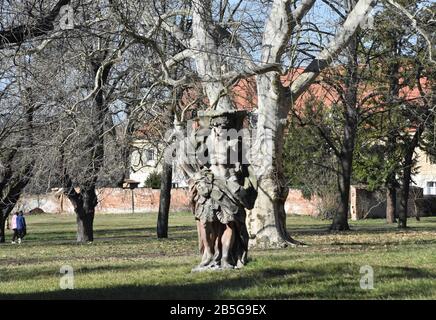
<box><xmin>177</xmin><ymin>110</ymin><xmax>257</xmax><ymax>271</ymax></box>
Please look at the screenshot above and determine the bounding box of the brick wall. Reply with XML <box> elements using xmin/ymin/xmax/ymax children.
<box><xmin>16</xmin><ymin>187</ymin><xmax>320</xmax><ymax>216</ymax></box>
<box><xmin>349</xmin><ymin>185</ymin><xmax>433</xmax><ymax>220</ymax></box>
<box><xmin>15</xmin><ymin>188</ymin><xmax>192</xmax><ymax>214</ymax></box>
<box><xmin>285</xmin><ymin>189</ymin><xmax>320</xmax><ymax>216</ymax></box>
<box><xmin>95</xmin><ymin>188</ymin><xmax>191</xmax><ymax>213</ymax></box>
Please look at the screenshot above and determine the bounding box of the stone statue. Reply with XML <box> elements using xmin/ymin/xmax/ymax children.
<box><xmin>176</xmin><ymin>110</ymin><xmax>257</xmax><ymax>271</ymax></box>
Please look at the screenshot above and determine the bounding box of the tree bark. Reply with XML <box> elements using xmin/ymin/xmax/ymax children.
<box><xmin>398</xmin><ymin>174</ymin><xmax>410</xmax><ymax>229</ymax></box>
<box><xmin>190</xmin><ymin>0</ymin><xmax>234</xmax><ymax>112</ymax></box>
<box><xmin>157</xmin><ymin>159</ymin><xmax>173</xmax><ymax>238</ymax></box>
<box><xmin>385</xmin><ymin>35</ymin><xmax>400</xmax><ymax>227</ymax></box>
<box><xmin>385</xmin><ymin>126</ymin><xmax>399</xmax><ymax>224</ymax></box>
<box><xmin>329</xmin><ymin>7</ymin><xmax>359</xmax><ymax>231</ymax></box>
<box><xmin>157</xmin><ymin>102</ymin><xmax>176</xmax><ymax>238</ymax></box>
<box><xmin>248</xmin><ymin>72</ymin><xmax>302</xmax><ymax>247</ymax></box>
<box><xmin>331</xmin><ymin>155</ymin><xmax>353</xmax><ymax>231</ymax></box>
<box><xmin>386</xmin><ymin>186</ymin><xmax>397</xmax><ymax>224</ymax></box>
<box><xmin>330</xmin><ymin>101</ymin><xmax>357</xmax><ymax>231</ymax></box>
<box><xmin>398</xmin><ymin>127</ymin><xmax>422</xmax><ymax>229</ymax></box>
<box><xmin>247</xmin><ymin>0</ymin><xmax>313</xmax><ymax>248</ymax></box>
<box><xmin>386</xmin><ymin>164</ymin><xmax>398</xmax><ymax>224</ymax></box>
<box><xmin>247</xmin><ymin>178</ymin><xmax>294</xmax><ymax>248</ymax></box>
<box><xmin>64</xmin><ymin>182</ymin><xmax>97</xmax><ymax>242</ymax></box>
<box><xmin>77</xmin><ymin>187</ymin><xmax>97</xmax><ymax>242</ymax></box>
<box><xmin>76</xmin><ymin>213</ymin><xmax>95</xmax><ymax>242</ymax></box>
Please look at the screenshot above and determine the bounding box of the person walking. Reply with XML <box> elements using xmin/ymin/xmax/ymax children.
<box><xmin>11</xmin><ymin>212</ymin><xmax>19</xmax><ymax>244</ymax></box>
<box><xmin>16</xmin><ymin>211</ymin><xmax>27</xmax><ymax>244</ymax></box>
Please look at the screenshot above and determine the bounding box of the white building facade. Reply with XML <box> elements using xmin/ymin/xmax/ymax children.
<box><xmin>129</xmin><ymin>139</ymin><xmax>188</xmax><ymax>188</ymax></box>
<box><xmin>412</xmin><ymin>147</ymin><xmax>436</xmax><ymax>196</ymax></box>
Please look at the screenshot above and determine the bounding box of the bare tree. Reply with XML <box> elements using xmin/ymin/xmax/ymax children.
<box><xmin>0</xmin><ymin>0</ymin><xmax>71</xmax><ymax>48</ymax></box>
<box><xmin>0</xmin><ymin>0</ymin><xmax>68</xmax><ymax>241</ymax></box>
<box><xmin>113</xmin><ymin>0</ymin><xmax>376</xmax><ymax>250</ymax></box>
<box><xmin>0</xmin><ymin>77</ymin><xmax>36</xmax><ymax>242</ymax></box>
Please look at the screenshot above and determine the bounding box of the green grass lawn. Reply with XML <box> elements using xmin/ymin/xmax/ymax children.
<box><xmin>0</xmin><ymin>212</ymin><xmax>435</xmax><ymax>299</ymax></box>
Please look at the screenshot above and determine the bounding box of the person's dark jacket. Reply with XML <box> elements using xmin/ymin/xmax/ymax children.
<box><xmin>16</xmin><ymin>215</ymin><xmax>26</xmax><ymax>231</ymax></box>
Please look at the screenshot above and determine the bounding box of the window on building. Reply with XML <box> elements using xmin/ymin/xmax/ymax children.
<box><xmin>427</xmin><ymin>181</ymin><xmax>436</xmax><ymax>188</ymax></box>
<box><xmin>425</xmin><ymin>181</ymin><xmax>436</xmax><ymax>196</ymax></box>
<box><xmin>145</xmin><ymin>149</ymin><xmax>155</xmax><ymax>161</ymax></box>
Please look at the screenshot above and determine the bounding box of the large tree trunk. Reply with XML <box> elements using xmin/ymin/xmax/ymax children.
<box><xmin>191</xmin><ymin>0</ymin><xmax>235</xmax><ymax>112</ymax></box>
<box><xmin>248</xmin><ymin>73</ymin><xmax>301</xmax><ymax>247</ymax></box>
<box><xmin>76</xmin><ymin>211</ymin><xmax>95</xmax><ymax>243</ymax></box>
<box><xmin>0</xmin><ymin>201</ymin><xmax>14</xmax><ymax>244</ymax></box>
<box><xmin>330</xmin><ymin>15</ymin><xmax>358</xmax><ymax>231</ymax></box>
<box><xmin>331</xmin><ymin>115</ymin><xmax>356</xmax><ymax>231</ymax></box>
<box><xmin>386</xmin><ymin>186</ymin><xmax>397</xmax><ymax>224</ymax></box>
<box><xmin>398</xmin><ymin>175</ymin><xmax>410</xmax><ymax>229</ymax></box>
<box><xmin>386</xmin><ymin>165</ymin><xmax>398</xmax><ymax>224</ymax></box>
<box><xmin>247</xmin><ymin>179</ymin><xmax>292</xmax><ymax>248</ymax></box>
<box><xmin>66</xmin><ymin>185</ymin><xmax>97</xmax><ymax>243</ymax></box>
<box><xmin>247</xmin><ymin>0</ymin><xmax>306</xmax><ymax>248</ymax></box>
<box><xmin>157</xmin><ymin>160</ymin><xmax>172</xmax><ymax>238</ymax></box>
<box><xmin>331</xmin><ymin>155</ymin><xmax>352</xmax><ymax>231</ymax></box>
<box><xmin>248</xmin><ymin>0</ymin><xmax>374</xmax><ymax>246</ymax></box>
<box><xmin>79</xmin><ymin>187</ymin><xmax>97</xmax><ymax>242</ymax></box>
<box><xmin>157</xmin><ymin>104</ymin><xmax>175</xmax><ymax>238</ymax></box>
<box><xmin>398</xmin><ymin>128</ymin><xmax>422</xmax><ymax>229</ymax></box>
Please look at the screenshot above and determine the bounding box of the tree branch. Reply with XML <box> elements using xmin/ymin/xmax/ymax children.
<box><xmin>0</xmin><ymin>0</ymin><xmax>71</xmax><ymax>48</ymax></box>
<box><xmin>385</xmin><ymin>0</ymin><xmax>435</xmax><ymax>64</ymax></box>
<box><xmin>290</xmin><ymin>0</ymin><xmax>377</xmax><ymax>100</ymax></box>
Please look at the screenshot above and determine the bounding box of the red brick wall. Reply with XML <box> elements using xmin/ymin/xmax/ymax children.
<box><xmin>94</xmin><ymin>188</ymin><xmax>191</xmax><ymax>213</ymax></box>
<box><xmin>285</xmin><ymin>189</ymin><xmax>320</xmax><ymax>216</ymax></box>
<box><xmin>17</xmin><ymin>188</ymin><xmax>319</xmax><ymax>216</ymax></box>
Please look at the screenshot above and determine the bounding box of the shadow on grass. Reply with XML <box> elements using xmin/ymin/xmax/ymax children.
<box><xmin>13</xmin><ymin>225</ymin><xmax>197</xmax><ymax>244</ymax></box>
<box><xmin>93</xmin><ymin>225</ymin><xmax>195</xmax><ymax>236</ymax></box>
<box><xmin>288</xmin><ymin>224</ymin><xmax>436</xmax><ymax>237</ymax></box>
<box><xmin>1</xmin><ymin>263</ymin><xmax>435</xmax><ymax>300</ymax></box>
<box><xmin>0</xmin><ymin>259</ymin><xmax>194</xmax><ymax>283</ymax></box>
<box><xmin>17</xmin><ymin>218</ymin><xmax>436</xmax><ymax>245</ymax></box>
